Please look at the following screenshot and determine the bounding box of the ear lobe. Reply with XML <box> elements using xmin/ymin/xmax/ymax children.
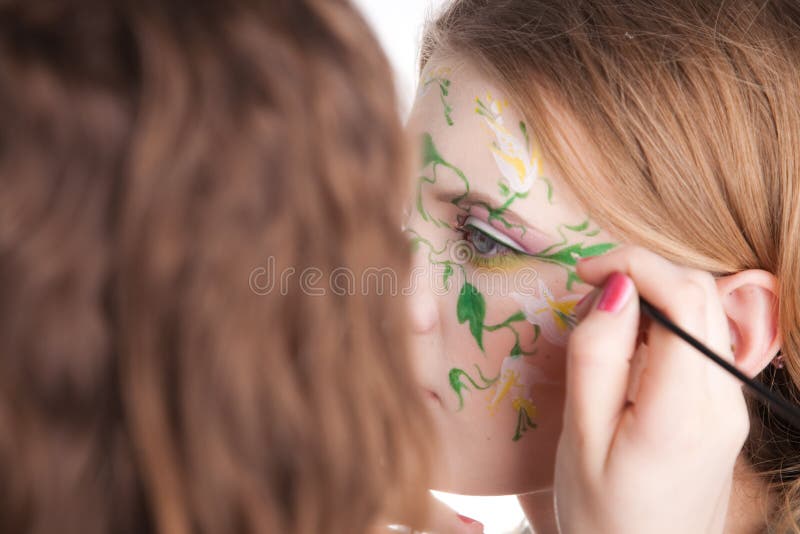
<box><xmin>716</xmin><ymin>270</ymin><xmax>781</xmax><ymax>378</ymax></box>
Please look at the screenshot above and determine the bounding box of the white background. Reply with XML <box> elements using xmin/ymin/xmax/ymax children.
<box><xmin>352</xmin><ymin>2</ymin><xmax>532</xmax><ymax>532</ymax></box>
<box><xmin>353</xmin><ymin>0</ymin><xmax>448</xmax><ymax>114</ymax></box>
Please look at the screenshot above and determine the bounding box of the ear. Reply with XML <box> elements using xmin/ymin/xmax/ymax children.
<box><xmin>715</xmin><ymin>270</ymin><xmax>781</xmax><ymax>378</ymax></box>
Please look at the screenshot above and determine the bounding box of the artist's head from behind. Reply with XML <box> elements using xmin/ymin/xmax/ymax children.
<box><xmin>408</xmin><ymin>0</ymin><xmax>800</xmax><ymax>526</ymax></box>
<box><xmin>0</xmin><ymin>1</ymin><xmax>431</xmax><ymax>533</ymax></box>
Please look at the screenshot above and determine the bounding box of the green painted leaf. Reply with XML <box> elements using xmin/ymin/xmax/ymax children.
<box><xmin>416</xmin><ymin>185</ymin><xmax>430</xmax><ymax>221</ymax></box>
<box><xmin>442</xmin><ymin>263</ymin><xmax>454</xmax><ymax>288</ymax></box>
<box><xmin>566</xmin><ymin>270</ymin><xmax>582</xmax><ymax>291</ymax></box>
<box><xmin>448</xmin><ymin>368</ymin><xmax>468</xmax><ymax>410</ymax></box>
<box><xmin>537</xmin><ymin>242</ymin><xmax>616</xmax><ymax>268</ymax></box>
<box><xmin>580</xmin><ymin>242</ymin><xmax>616</xmax><ymax>258</ymax></box>
<box><xmin>422</xmin><ymin>133</ymin><xmax>443</xmax><ymax>167</ymax></box>
<box><xmin>457</xmin><ymin>283</ymin><xmax>486</xmax><ymax>350</ymax></box>
<box><xmin>507</xmin><ymin>310</ymin><xmax>526</xmax><ymax>323</ymax></box>
<box><xmin>498</xmin><ymin>180</ymin><xmax>511</xmax><ymax>197</ymax></box>
<box><xmin>539</xmin><ymin>243</ymin><xmax>583</xmax><ymax>266</ymax></box>
<box><xmin>448</xmin><ymin>365</ymin><xmax>497</xmax><ymax>411</ymax></box>
<box><xmin>544</xmin><ymin>178</ymin><xmax>554</xmax><ymax>203</ymax></box>
<box><xmin>565</xmin><ymin>220</ymin><xmax>590</xmax><ymax>232</ymax></box>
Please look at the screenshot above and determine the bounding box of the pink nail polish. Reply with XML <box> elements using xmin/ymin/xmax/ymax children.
<box><xmin>596</xmin><ymin>272</ymin><xmax>633</xmax><ymax>313</ymax></box>
<box><xmin>457</xmin><ymin>514</ymin><xmax>482</xmax><ymax>527</ymax></box>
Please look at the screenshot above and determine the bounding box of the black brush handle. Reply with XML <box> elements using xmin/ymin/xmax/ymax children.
<box><xmin>639</xmin><ymin>297</ymin><xmax>800</xmax><ymax>431</ymax></box>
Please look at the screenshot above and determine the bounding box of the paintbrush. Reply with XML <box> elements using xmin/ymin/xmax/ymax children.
<box><xmin>636</xmin><ymin>297</ymin><xmax>800</xmax><ymax>430</ymax></box>
<box><xmin>458</xmin><ymin>218</ymin><xmax>800</xmax><ymax>429</ymax></box>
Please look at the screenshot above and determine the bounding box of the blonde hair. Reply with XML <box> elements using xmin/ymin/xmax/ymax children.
<box><xmin>424</xmin><ymin>0</ymin><xmax>800</xmax><ymax>530</ymax></box>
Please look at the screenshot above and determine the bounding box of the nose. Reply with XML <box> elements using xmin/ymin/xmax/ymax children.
<box><xmin>408</xmin><ymin>250</ymin><xmax>440</xmax><ymax>334</ymax></box>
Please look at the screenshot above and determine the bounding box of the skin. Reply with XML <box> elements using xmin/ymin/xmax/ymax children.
<box><xmin>406</xmin><ymin>57</ymin><xmax>616</xmax><ymax>495</ymax></box>
<box><xmin>555</xmin><ymin>248</ymin><xmax>778</xmax><ymax>534</ymax></box>
<box><xmin>407</xmin><ymin>56</ymin><xmax>783</xmax><ymax>533</ymax></box>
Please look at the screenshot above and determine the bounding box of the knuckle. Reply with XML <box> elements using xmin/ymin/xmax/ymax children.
<box><xmin>675</xmin><ymin>276</ymin><xmax>708</xmax><ymax>306</ymax></box>
<box><xmin>688</xmin><ymin>270</ymin><xmax>716</xmax><ymax>293</ymax></box>
<box><xmin>567</xmin><ymin>322</ymin><xmax>618</xmax><ymax>369</ymax></box>
<box><xmin>567</xmin><ymin>325</ymin><xmax>594</xmax><ymax>359</ymax></box>
<box><xmin>621</xmin><ymin>245</ymin><xmax>651</xmax><ymax>269</ymax></box>
<box><xmin>567</xmin><ymin>329</ymin><xmax>605</xmax><ymax>369</ymax></box>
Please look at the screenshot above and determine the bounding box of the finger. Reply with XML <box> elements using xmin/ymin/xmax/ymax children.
<box><xmin>577</xmin><ymin>246</ymin><xmax>730</xmax><ymax>355</ymax></box>
<box><xmin>572</xmin><ymin>287</ymin><xmax>600</xmax><ymax>322</ymax></box>
<box><xmin>577</xmin><ymin>246</ymin><xmax>732</xmax><ymax>435</ymax></box>
<box><xmin>565</xmin><ymin>272</ymin><xmax>639</xmax><ymax>455</ymax></box>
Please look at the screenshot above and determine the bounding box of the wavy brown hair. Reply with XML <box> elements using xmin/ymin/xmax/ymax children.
<box><xmin>424</xmin><ymin>0</ymin><xmax>800</xmax><ymax>530</ymax></box>
<box><xmin>0</xmin><ymin>1</ymin><xmax>431</xmax><ymax>533</ymax></box>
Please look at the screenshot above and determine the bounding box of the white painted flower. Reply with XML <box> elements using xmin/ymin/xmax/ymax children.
<box><xmin>486</xmin><ymin>356</ymin><xmax>559</xmax><ymax>416</ymax></box>
<box><xmin>512</xmin><ymin>279</ymin><xmax>581</xmax><ymax>346</ymax></box>
<box><xmin>476</xmin><ymin>93</ymin><xmax>541</xmax><ymax>194</ymax></box>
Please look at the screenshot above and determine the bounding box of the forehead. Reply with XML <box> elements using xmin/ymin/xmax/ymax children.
<box><xmin>406</xmin><ymin>55</ymin><xmax>585</xmax><ymax>233</ymax></box>
<box><xmin>407</xmin><ymin>58</ymin><xmax>520</xmax><ymax>171</ymax></box>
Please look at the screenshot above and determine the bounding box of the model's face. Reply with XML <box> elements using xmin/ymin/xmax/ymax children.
<box><xmin>406</xmin><ymin>59</ymin><xmax>617</xmax><ymax>495</ymax></box>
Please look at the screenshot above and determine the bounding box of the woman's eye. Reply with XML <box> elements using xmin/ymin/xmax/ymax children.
<box><xmin>458</xmin><ymin>215</ymin><xmax>524</xmax><ymax>258</ymax></box>
<box><xmin>466</xmin><ymin>227</ymin><xmax>510</xmax><ymax>256</ymax></box>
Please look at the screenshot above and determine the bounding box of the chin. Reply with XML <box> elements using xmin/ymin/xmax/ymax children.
<box><xmin>428</xmin><ymin>420</ymin><xmax>558</xmax><ymax>496</ymax></box>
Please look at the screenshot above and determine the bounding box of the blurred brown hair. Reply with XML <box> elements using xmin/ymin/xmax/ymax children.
<box><xmin>424</xmin><ymin>0</ymin><xmax>800</xmax><ymax>530</ymax></box>
<box><xmin>0</xmin><ymin>1</ymin><xmax>431</xmax><ymax>533</ymax></box>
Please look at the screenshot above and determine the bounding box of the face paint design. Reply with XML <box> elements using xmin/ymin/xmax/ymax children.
<box><xmin>419</xmin><ymin>66</ymin><xmax>455</xmax><ymax>126</ymax></box>
<box><xmin>407</xmin><ymin>229</ymin><xmax>464</xmax><ymax>290</ymax></box>
<box><xmin>449</xmin><ymin>365</ymin><xmax>500</xmax><ymax>411</ymax></box>
<box><xmin>486</xmin><ymin>357</ymin><xmax>549</xmax><ymax>441</ymax></box>
<box><xmin>450</xmin><ymin>351</ymin><xmax>564</xmax><ymax>442</ymax></box>
<box><xmin>416</xmin><ymin>133</ymin><xmax>470</xmax><ymax>228</ymax></box>
<box><xmin>449</xmin><ymin>356</ymin><xmax>541</xmax><ymax>442</ymax></box>
<box><xmin>512</xmin><ymin>279</ymin><xmax>581</xmax><ymax>347</ymax></box>
<box><xmin>527</xmin><ymin>220</ymin><xmax>617</xmax><ymax>290</ymax></box>
<box><xmin>410</xmin><ymin>70</ymin><xmax>619</xmax><ymax>448</ymax></box>
<box><xmin>476</xmin><ymin>94</ymin><xmax>541</xmax><ymax>195</ymax></box>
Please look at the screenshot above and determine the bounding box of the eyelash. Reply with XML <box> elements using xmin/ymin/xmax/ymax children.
<box><xmin>457</xmin><ymin>215</ymin><xmax>529</xmax><ymax>269</ymax></box>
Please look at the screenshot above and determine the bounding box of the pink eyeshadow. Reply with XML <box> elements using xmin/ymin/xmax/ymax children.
<box><xmin>468</xmin><ymin>205</ymin><xmax>554</xmax><ymax>255</ymax></box>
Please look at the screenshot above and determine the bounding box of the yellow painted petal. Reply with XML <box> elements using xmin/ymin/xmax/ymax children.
<box><xmin>547</xmin><ymin>298</ymin><xmax>579</xmax><ymax>331</ymax></box>
<box><xmin>512</xmin><ymin>397</ymin><xmax>537</xmax><ymax>419</ymax></box>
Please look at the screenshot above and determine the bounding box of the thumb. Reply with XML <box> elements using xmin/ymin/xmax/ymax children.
<box><xmin>564</xmin><ymin>272</ymin><xmax>639</xmax><ymax>455</ymax></box>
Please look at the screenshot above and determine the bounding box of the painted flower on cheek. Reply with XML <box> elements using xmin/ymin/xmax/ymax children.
<box><xmin>486</xmin><ymin>356</ymin><xmax>559</xmax><ymax>441</ymax></box>
<box><xmin>476</xmin><ymin>93</ymin><xmax>541</xmax><ymax>194</ymax></box>
<box><xmin>512</xmin><ymin>279</ymin><xmax>581</xmax><ymax>346</ymax></box>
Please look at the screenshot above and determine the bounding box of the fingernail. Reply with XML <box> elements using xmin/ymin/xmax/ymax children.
<box><xmin>573</xmin><ymin>289</ymin><xmax>598</xmax><ymax>321</ymax></box>
<box><xmin>596</xmin><ymin>272</ymin><xmax>633</xmax><ymax>313</ymax></box>
<box><xmin>576</xmin><ymin>290</ymin><xmax>594</xmax><ymax>308</ymax></box>
<box><xmin>457</xmin><ymin>514</ymin><xmax>482</xmax><ymax>527</ymax></box>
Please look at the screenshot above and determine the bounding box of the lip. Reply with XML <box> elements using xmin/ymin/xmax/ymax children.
<box><xmin>421</xmin><ymin>387</ymin><xmax>442</xmax><ymax>406</ymax></box>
